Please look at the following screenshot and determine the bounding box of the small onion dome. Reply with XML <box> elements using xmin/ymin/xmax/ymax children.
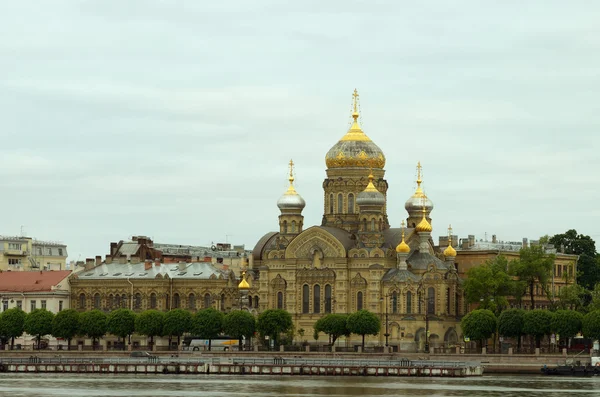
<box><xmin>443</xmin><ymin>244</ymin><xmax>457</xmax><ymax>258</ymax></box>
<box><xmin>238</xmin><ymin>272</ymin><xmax>250</xmax><ymax>290</ymax></box>
<box><xmin>277</xmin><ymin>165</ymin><xmax>306</xmax><ymax>210</ymax></box>
<box><xmin>415</xmin><ymin>210</ymin><xmax>433</xmax><ymax>233</ymax></box>
<box><xmin>396</xmin><ymin>238</ymin><xmax>410</xmax><ymax>253</ymax></box>
<box><xmin>405</xmin><ymin>162</ymin><xmax>433</xmax><ymax>214</ymax></box>
<box><xmin>356</xmin><ymin>172</ymin><xmax>385</xmax><ymax>207</ymax></box>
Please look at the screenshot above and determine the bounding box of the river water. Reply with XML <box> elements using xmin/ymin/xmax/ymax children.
<box><xmin>1</xmin><ymin>373</ymin><xmax>600</xmax><ymax>397</ymax></box>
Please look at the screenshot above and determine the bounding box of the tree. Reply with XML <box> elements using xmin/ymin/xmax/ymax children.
<box><xmin>106</xmin><ymin>309</ymin><xmax>136</xmax><ymax>349</ymax></box>
<box><xmin>523</xmin><ymin>309</ymin><xmax>553</xmax><ymax>349</ymax></box>
<box><xmin>223</xmin><ymin>310</ymin><xmax>256</xmax><ymax>350</ymax></box>
<box><xmin>549</xmin><ymin>229</ymin><xmax>598</xmax><ymax>290</ymax></box>
<box><xmin>551</xmin><ymin>310</ymin><xmax>583</xmax><ymax>347</ymax></box>
<box><xmin>52</xmin><ymin>309</ymin><xmax>80</xmax><ymax>350</ymax></box>
<box><xmin>461</xmin><ymin>309</ymin><xmax>497</xmax><ymax>349</ymax></box>
<box><xmin>498</xmin><ymin>308</ymin><xmax>525</xmax><ymax>349</ymax></box>
<box><xmin>557</xmin><ymin>284</ymin><xmax>587</xmax><ymax>311</ymax></box>
<box><xmin>79</xmin><ymin>310</ymin><xmax>107</xmax><ymax>349</ymax></box>
<box><xmin>314</xmin><ymin>314</ymin><xmax>350</xmax><ymax>345</ymax></box>
<box><xmin>191</xmin><ymin>308</ymin><xmax>224</xmax><ymax>351</ymax></box>
<box><xmin>135</xmin><ymin>310</ymin><xmax>164</xmax><ymax>349</ymax></box>
<box><xmin>256</xmin><ymin>309</ymin><xmax>293</xmax><ymax>348</ymax></box>
<box><xmin>24</xmin><ymin>309</ymin><xmax>55</xmax><ymax>350</ymax></box>
<box><xmin>510</xmin><ymin>245</ymin><xmax>554</xmax><ymax>309</ymax></box>
<box><xmin>464</xmin><ymin>255</ymin><xmax>513</xmax><ymax>311</ymax></box>
<box><xmin>163</xmin><ymin>309</ymin><xmax>191</xmax><ymax>348</ymax></box>
<box><xmin>346</xmin><ymin>310</ymin><xmax>380</xmax><ymax>350</ymax></box>
<box><xmin>582</xmin><ymin>310</ymin><xmax>600</xmax><ymax>341</ymax></box>
<box><xmin>0</xmin><ymin>308</ymin><xmax>26</xmax><ymax>350</ymax></box>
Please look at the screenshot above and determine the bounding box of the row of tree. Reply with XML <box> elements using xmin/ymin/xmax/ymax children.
<box><xmin>464</xmin><ymin>229</ymin><xmax>600</xmax><ymax>313</ymax></box>
<box><xmin>461</xmin><ymin>308</ymin><xmax>600</xmax><ymax>349</ymax></box>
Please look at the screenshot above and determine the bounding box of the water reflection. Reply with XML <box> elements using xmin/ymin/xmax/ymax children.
<box><xmin>1</xmin><ymin>374</ymin><xmax>600</xmax><ymax>397</ymax></box>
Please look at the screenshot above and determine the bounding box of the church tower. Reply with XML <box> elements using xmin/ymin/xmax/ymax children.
<box><xmin>405</xmin><ymin>162</ymin><xmax>433</xmax><ymax>228</ymax></box>
<box><xmin>277</xmin><ymin>160</ymin><xmax>305</xmax><ymax>238</ymax></box>
<box><xmin>322</xmin><ymin>89</ymin><xmax>389</xmax><ymax>233</ymax></box>
<box><xmin>356</xmin><ymin>170</ymin><xmax>386</xmax><ymax>247</ymax></box>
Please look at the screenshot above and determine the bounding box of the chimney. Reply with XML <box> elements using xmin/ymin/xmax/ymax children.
<box><xmin>178</xmin><ymin>261</ymin><xmax>187</xmax><ymax>271</ymax></box>
<box><xmin>492</xmin><ymin>235</ymin><xmax>497</xmax><ymax>244</ymax></box>
<box><xmin>451</xmin><ymin>235</ymin><xmax>458</xmax><ymax>247</ymax></box>
<box><xmin>110</xmin><ymin>242</ymin><xmax>118</xmax><ymax>256</ymax></box>
<box><xmin>85</xmin><ymin>258</ymin><xmax>95</xmax><ymax>270</ymax></box>
<box><xmin>154</xmin><ymin>258</ymin><xmax>161</xmax><ymax>267</ymax></box>
<box><xmin>461</xmin><ymin>239</ymin><xmax>469</xmax><ymax>250</ymax></box>
<box><xmin>95</xmin><ymin>256</ymin><xmax>102</xmax><ymax>265</ymax></box>
<box><xmin>522</xmin><ymin>238</ymin><xmax>528</xmax><ymax>248</ymax></box>
<box><xmin>105</xmin><ymin>256</ymin><xmax>113</xmax><ymax>264</ymax></box>
<box><xmin>439</xmin><ymin>236</ymin><xmax>449</xmax><ymax>247</ymax></box>
<box><xmin>144</xmin><ymin>260</ymin><xmax>152</xmax><ymax>271</ymax></box>
<box><xmin>118</xmin><ymin>257</ymin><xmax>127</xmax><ymax>264</ymax></box>
<box><xmin>468</xmin><ymin>235</ymin><xmax>475</xmax><ymax>247</ymax></box>
<box><xmin>130</xmin><ymin>256</ymin><xmax>140</xmax><ymax>264</ymax></box>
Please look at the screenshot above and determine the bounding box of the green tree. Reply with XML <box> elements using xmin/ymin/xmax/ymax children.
<box><xmin>523</xmin><ymin>309</ymin><xmax>554</xmax><ymax>349</ymax></box>
<box><xmin>52</xmin><ymin>309</ymin><xmax>80</xmax><ymax>350</ymax></box>
<box><xmin>510</xmin><ymin>245</ymin><xmax>554</xmax><ymax>309</ymax></box>
<box><xmin>191</xmin><ymin>308</ymin><xmax>224</xmax><ymax>351</ymax></box>
<box><xmin>79</xmin><ymin>310</ymin><xmax>107</xmax><ymax>350</ymax></box>
<box><xmin>549</xmin><ymin>229</ymin><xmax>598</xmax><ymax>290</ymax></box>
<box><xmin>256</xmin><ymin>309</ymin><xmax>293</xmax><ymax>348</ymax></box>
<box><xmin>163</xmin><ymin>309</ymin><xmax>192</xmax><ymax>348</ymax></box>
<box><xmin>551</xmin><ymin>310</ymin><xmax>583</xmax><ymax>347</ymax></box>
<box><xmin>498</xmin><ymin>308</ymin><xmax>525</xmax><ymax>349</ymax></box>
<box><xmin>461</xmin><ymin>309</ymin><xmax>497</xmax><ymax>349</ymax></box>
<box><xmin>223</xmin><ymin>310</ymin><xmax>256</xmax><ymax>350</ymax></box>
<box><xmin>346</xmin><ymin>310</ymin><xmax>381</xmax><ymax>350</ymax></box>
<box><xmin>135</xmin><ymin>310</ymin><xmax>164</xmax><ymax>349</ymax></box>
<box><xmin>464</xmin><ymin>255</ymin><xmax>513</xmax><ymax>311</ymax></box>
<box><xmin>0</xmin><ymin>308</ymin><xmax>26</xmax><ymax>350</ymax></box>
<box><xmin>582</xmin><ymin>310</ymin><xmax>600</xmax><ymax>341</ymax></box>
<box><xmin>24</xmin><ymin>309</ymin><xmax>55</xmax><ymax>350</ymax></box>
<box><xmin>314</xmin><ymin>314</ymin><xmax>350</xmax><ymax>345</ymax></box>
<box><xmin>557</xmin><ymin>284</ymin><xmax>587</xmax><ymax>311</ymax></box>
<box><xmin>106</xmin><ymin>309</ymin><xmax>136</xmax><ymax>349</ymax></box>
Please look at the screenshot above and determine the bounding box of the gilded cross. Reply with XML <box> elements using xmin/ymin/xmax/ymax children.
<box><xmin>352</xmin><ymin>89</ymin><xmax>359</xmax><ymax>113</ymax></box>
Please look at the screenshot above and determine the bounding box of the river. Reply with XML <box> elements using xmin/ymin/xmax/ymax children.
<box><xmin>1</xmin><ymin>373</ymin><xmax>599</xmax><ymax>396</ymax></box>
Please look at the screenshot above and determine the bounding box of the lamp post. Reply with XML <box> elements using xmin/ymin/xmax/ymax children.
<box><xmin>419</xmin><ymin>289</ymin><xmax>432</xmax><ymax>354</ymax></box>
<box><xmin>379</xmin><ymin>294</ymin><xmax>389</xmax><ymax>348</ymax></box>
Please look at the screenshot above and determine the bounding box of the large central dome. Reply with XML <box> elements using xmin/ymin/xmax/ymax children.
<box><xmin>325</xmin><ymin>90</ymin><xmax>386</xmax><ymax>169</ymax></box>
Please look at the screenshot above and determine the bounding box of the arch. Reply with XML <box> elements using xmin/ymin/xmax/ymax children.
<box><xmin>79</xmin><ymin>293</ymin><xmax>86</xmax><ymax>309</ymax></box>
<box><xmin>444</xmin><ymin>328</ymin><xmax>459</xmax><ymax>345</ymax></box>
<box><xmin>188</xmin><ymin>293</ymin><xmax>196</xmax><ymax>310</ymax></box>
<box><xmin>329</xmin><ymin>193</ymin><xmax>334</xmax><ymax>214</ymax></box>
<box><xmin>325</xmin><ymin>284</ymin><xmax>332</xmax><ymax>313</ymax></box>
<box><xmin>150</xmin><ymin>293</ymin><xmax>157</xmax><ymax>309</ymax></box>
<box><xmin>204</xmin><ymin>293</ymin><xmax>211</xmax><ymax>309</ymax></box>
<box><xmin>337</xmin><ymin>193</ymin><xmax>343</xmax><ymax>214</ymax></box>
<box><xmin>313</xmin><ymin>284</ymin><xmax>321</xmax><ymax>314</ymax></box>
<box><xmin>134</xmin><ymin>293</ymin><xmax>142</xmax><ymax>310</ymax></box>
<box><xmin>284</xmin><ymin>226</ymin><xmax>346</xmax><ymax>259</ymax></box>
<box><xmin>277</xmin><ymin>291</ymin><xmax>283</xmax><ymax>309</ymax></box>
<box><xmin>302</xmin><ymin>284</ymin><xmax>310</xmax><ymax>314</ymax></box>
<box><xmin>348</xmin><ymin>193</ymin><xmax>355</xmax><ymax>213</ymax></box>
<box><xmin>406</xmin><ymin>291</ymin><xmax>412</xmax><ymax>314</ymax></box>
<box><xmin>173</xmin><ymin>293</ymin><xmax>180</xmax><ymax>309</ymax></box>
<box><xmin>291</xmin><ymin>220</ymin><xmax>296</xmax><ymax>233</ymax></box>
<box><xmin>93</xmin><ymin>293</ymin><xmax>101</xmax><ymax>310</ymax></box>
<box><xmin>362</xmin><ymin>218</ymin><xmax>367</xmax><ymax>232</ymax></box>
<box><xmin>357</xmin><ymin>291</ymin><xmax>364</xmax><ymax>311</ymax></box>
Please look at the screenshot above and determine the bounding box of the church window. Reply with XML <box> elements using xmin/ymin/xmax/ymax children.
<box><xmin>302</xmin><ymin>284</ymin><xmax>310</xmax><ymax>314</ymax></box>
<box><xmin>277</xmin><ymin>291</ymin><xmax>283</xmax><ymax>309</ymax></box>
<box><xmin>221</xmin><ymin>294</ymin><xmax>225</xmax><ymax>311</ymax></box>
<box><xmin>314</xmin><ymin>285</ymin><xmax>321</xmax><ymax>314</ymax></box>
<box><xmin>446</xmin><ymin>288</ymin><xmax>450</xmax><ymax>314</ymax></box>
<box><xmin>329</xmin><ymin>194</ymin><xmax>334</xmax><ymax>214</ymax></box>
<box><xmin>150</xmin><ymin>293</ymin><xmax>157</xmax><ymax>309</ymax></box>
<box><xmin>406</xmin><ymin>292</ymin><xmax>412</xmax><ymax>314</ymax></box>
<box><xmin>79</xmin><ymin>293</ymin><xmax>86</xmax><ymax>309</ymax></box>
<box><xmin>291</xmin><ymin>220</ymin><xmax>296</xmax><ymax>233</ymax></box>
<box><xmin>121</xmin><ymin>294</ymin><xmax>128</xmax><ymax>309</ymax></box>
<box><xmin>134</xmin><ymin>293</ymin><xmax>141</xmax><ymax>310</ymax></box>
<box><xmin>357</xmin><ymin>291</ymin><xmax>363</xmax><ymax>311</ymax></box>
<box><xmin>116</xmin><ymin>294</ymin><xmax>122</xmax><ymax>308</ymax></box>
<box><xmin>392</xmin><ymin>292</ymin><xmax>398</xmax><ymax>314</ymax></box>
<box><xmin>371</xmin><ymin>219</ymin><xmax>375</xmax><ymax>231</ymax></box>
<box><xmin>204</xmin><ymin>293</ymin><xmax>211</xmax><ymax>309</ymax></box>
<box><xmin>173</xmin><ymin>293</ymin><xmax>181</xmax><ymax>309</ymax></box>
<box><xmin>249</xmin><ymin>295</ymin><xmax>253</xmax><ymax>307</ymax></box>
<box><xmin>427</xmin><ymin>287</ymin><xmax>435</xmax><ymax>314</ymax></box>
<box><xmin>254</xmin><ymin>296</ymin><xmax>259</xmax><ymax>308</ymax></box>
<box><xmin>325</xmin><ymin>284</ymin><xmax>332</xmax><ymax>313</ymax></box>
<box><xmin>165</xmin><ymin>294</ymin><xmax>170</xmax><ymax>310</ymax></box>
<box><xmin>93</xmin><ymin>293</ymin><xmax>101</xmax><ymax>309</ymax></box>
<box><xmin>108</xmin><ymin>294</ymin><xmax>114</xmax><ymax>309</ymax></box>
<box><xmin>348</xmin><ymin>193</ymin><xmax>355</xmax><ymax>213</ymax></box>
<box><xmin>337</xmin><ymin>193</ymin><xmax>343</xmax><ymax>214</ymax></box>
<box><xmin>189</xmin><ymin>293</ymin><xmax>196</xmax><ymax>310</ymax></box>
<box><xmin>283</xmin><ymin>220</ymin><xmax>288</xmax><ymax>234</ymax></box>
<box><xmin>363</xmin><ymin>219</ymin><xmax>367</xmax><ymax>231</ymax></box>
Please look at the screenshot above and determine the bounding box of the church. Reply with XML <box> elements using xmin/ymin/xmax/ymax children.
<box><xmin>252</xmin><ymin>90</ymin><xmax>464</xmax><ymax>352</ymax></box>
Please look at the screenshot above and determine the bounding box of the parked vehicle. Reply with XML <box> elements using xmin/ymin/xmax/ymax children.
<box><xmin>182</xmin><ymin>336</ymin><xmax>238</xmax><ymax>351</ymax></box>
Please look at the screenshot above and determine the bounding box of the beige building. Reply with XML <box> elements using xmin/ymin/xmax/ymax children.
<box><xmin>0</xmin><ymin>236</ymin><xmax>68</xmax><ymax>271</ymax></box>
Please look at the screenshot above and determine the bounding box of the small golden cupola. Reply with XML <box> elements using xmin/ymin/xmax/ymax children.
<box><xmin>395</xmin><ymin>220</ymin><xmax>411</xmax><ymax>253</ymax></box>
<box><xmin>238</xmin><ymin>271</ymin><xmax>250</xmax><ymax>290</ymax></box>
<box><xmin>415</xmin><ymin>207</ymin><xmax>433</xmax><ymax>233</ymax></box>
<box><xmin>443</xmin><ymin>224</ymin><xmax>457</xmax><ymax>258</ymax></box>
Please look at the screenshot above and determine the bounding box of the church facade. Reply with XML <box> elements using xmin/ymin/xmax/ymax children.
<box><xmin>252</xmin><ymin>90</ymin><xmax>464</xmax><ymax>351</ymax></box>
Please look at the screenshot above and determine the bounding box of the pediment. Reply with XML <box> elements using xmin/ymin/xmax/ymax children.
<box><xmin>285</xmin><ymin>226</ymin><xmax>346</xmax><ymax>259</ymax></box>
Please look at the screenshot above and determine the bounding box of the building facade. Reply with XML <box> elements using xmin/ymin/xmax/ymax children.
<box><xmin>0</xmin><ymin>236</ymin><xmax>68</xmax><ymax>271</ymax></box>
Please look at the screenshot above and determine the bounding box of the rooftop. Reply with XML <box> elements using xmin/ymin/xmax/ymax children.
<box><xmin>79</xmin><ymin>261</ymin><xmax>228</xmax><ymax>280</ymax></box>
<box><xmin>0</xmin><ymin>270</ymin><xmax>71</xmax><ymax>292</ymax></box>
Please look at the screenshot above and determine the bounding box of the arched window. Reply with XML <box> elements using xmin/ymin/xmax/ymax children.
<box><xmin>446</xmin><ymin>288</ymin><xmax>451</xmax><ymax>314</ymax></box>
<box><xmin>221</xmin><ymin>294</ymin><xmax>225</xmax><ymax>311</ymax></box>
<box><xmin>455</xmin><ymin>292</ymin><xmax>460</xmax><ymax>316</ymax></box>
<box><xmin>173</xmin><ymin>293</ymin><xmax>181</xmax><ymax>309</ymax></box>
<box><xmin>427</xmin><ymin>287</ymin><xmax>435</xmax><ymax>314</ymax></box>
<box><xmin>302</xmin><ymin>284</ymin><xmax>309</xmax><ymax>314</ymax></box>
<box><xmin>348</xmin><ymin>193</ymin><xmax>355</xmax><ymax>213</ymax></box>
<box><xmin>277</xmin><ymin>291</ymin><xmax>283</xmax><ymax>309</ymax></box>
<box><xmin>204</xmin><ymin>293</ymin><xmax>211</xmax><ymax>308</ymax></box>
<box><xmin>325</xmin><ymin>284</ymin><xmax>332</xmax><ymax>313</ymax></box>
<box><xmin>357</xmin><ymin>291</ymin><xmax>363</xmax><ymax>311</ymax></box>
<box><xmin>93</xmin><ymin>293</ymin><xmax>101</xmax><ymax>309</ymax></box>
<box><xmin>254</xmin><ymin>296</ymin><xmax>259</xmax><ymax>308</ymax></box>
<box><xmin>392</xmin><ymin>292</ymin><xmax>398</xmax><ymax>314</ymax></box>
<box><xmin>165</xmin><ymin>294</ymin><xmax>170</xmax><ymax>310</ymax></box>
<box><xmin>291</xmin><ymin>220</ymin><xmax>296</xmax><ymax>233</ymax></box>
<box><xmin>108</xmin><ymin>294</ymin><xmax>114</xmax><ymax>309</ymax></box>
<box><xmin>121</xmin><ymin>294</ymin><xmax>127</xmax><ymax>309</ymax></box>
<box><xmin>406</xmin><ymin>291</ymin><xmax>412</xmax><ymax>314</ymax></box>
<box><xmin>189</xmin><ymin>293</ymin><xmax>196</xmax><ymax>310</ymax></box>
<box><xmin>313</xmin><ymin>285</ymin><xmax>321</xmax><ymax>314</ymax></box>
<box><xmin>363</xmin><ymin>219</ymin><xmax>367</xmax><ymax>231</ymax></box>
<box><xmin>134</xmin><ymin>293</ymin><xmax>141</xmax><ymax>310</ymax></box>
<box><xmin>150</xmin><ymin>293</ymin><xmax>157</xmax><ymax>309</ymax></box>
<box><xmin>283</xmin><ymin>220</ymin><xmax>288</xmax><ymax>234</ymax></box>
<box><xmin>115</xmin><ymin>294</ymin><xmax>121</xmax><ymax>308</ymax></box>
<box><xmin>371</xmin><ymin>218</ymin><xmax>376</xmax><ymax>231</ymax></box>
<box><xmin>329</xmin><ymin>194</ymin><xmax>334</xmax><ymax>214</ymax></box>
<box><xmin>78</xmin><ymin>293</ymin><xmax>86</xmax><ymax>309</ymax></box>
<box><xmin>248</xmin><ymin>295</ymin><xmax>253</xmax><ymax>308</ymax></box>
<box><xmin>337</xmin><ymin>193</ymin><xmax>343</xmax><ymax>214</ymax></box>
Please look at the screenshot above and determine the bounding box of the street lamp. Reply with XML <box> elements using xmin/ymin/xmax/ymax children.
<box><xmin>419</xmin><ymin>290</ymin><xmax>432</xmax><ymax>354</ymax></box>
<box><xmin>379</xmin><ymin>294</ymin><xmax>389</xmax><ymax>348</ymax></box>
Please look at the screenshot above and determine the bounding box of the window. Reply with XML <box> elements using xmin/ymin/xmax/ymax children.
<box><xmin>277</xmin><ymin>291</ymin><xmax>283</xmax><ymax>309</ymax></box>
<box><xmin>291</xmin><ymin>221</ymin><xmax>296</xmax><ymax>233</ymax></box>
<box><xmin>121</xmin><ymin>294</ymin><xmax>127</xmax><ymax>309</ymax></box>
<box><xmin>41</xmin><ymin>300</ymin><xmax>47</xmax><ymax>310</ymax></box>
<box><xmin>59</xmin><ymin>300</ymin><xmax>63</xmax><ymax>312</ymax></box>
<box><xmin>150</xmin><ymin>293</ymin><xmax>157</xmax><ymax>309</ymax></box>
<box><xmin>8</xmin><ymin>259</ymin><xmax>22</xmax><ymax>266</ymax></box>
<box><xmin>220</xmin><ymin>294</ymin><xmax>225</xmax><ymax>311</ymax></box>
<box><xmin>165</xmin><ymin>294</ymin><xmax>170</xmax><ymax>310</ymax></box>
<box><xmin>47</xmin><ymin>248</ymin><xmax>52</xmax><ymax>255</ymax></box>
<box><xmin>248</xmin><ymin>296</ymin><xmax>253</xmax><ymax>308</ymax></box>
<box><xmin>302</xmin><ymin>284</ymin><xmax>309</xmax><ymax>314</ymax></box>
<box><xmin>337</xmin><ymin>193</ymin><xmax>343</xmax><ymax>214</ymax></box>
<box><xmin>371</xmin><ymin>218</ymin><xmax>375</xmax><ymax>231</ymax></box>
<box><xmin>188</xmin><ymin>293</ymin><xmax>196</xmax><ymax>310</ymax></box>
<box><xmin>173</xmin><ymin>293</ymin><xmax>180</xmax><ymax>309</ymax></box>
<box><xmin>108</xmin><ymin>294</ymin><xmax>114</xmax><ymax>309</ymax></box>
<box><xmin>254</xmin><ymin>296</ymin><xmax>259</xmax><ymax>308</ymax></box>
<box><xmin>2</xmin><ymin>301</ymin><xmax>7</xmax><ymax>311</ymax></box>
<box><xmin>324</xmin><ymin>285</ymin><xmax>332</xmax><ymax>313</ymax></box>
<box><xmin>37</xmin><ymin>248</ymin><xmax>42</xmax><ymax>255</ymax></box>
<box><xmin>313</xmin><ymin>285</ymin><xmax>321</xmax><ymax>314</ymax></box>
<box><xmin>115</xmin><ymin>295</ymin><xmax>121</xmax><ymax>308</ymax></box>
<box><xmin>357</xmin><ymin>291</ymin><xmax>363</xmax><ymax>311</ymax></box>
<box><xmin>362</xmin><ymin>219</ymin><xmax>367</xmax><ymax>231</ymax></box>
<box><xmin>446</xmin><ymin>288</ymin><xmax>451</xmax><ymax>314</ymax></box>
<box><xmin>8</xmin><ymin>243</ymin><xmax>21</xmax><ymax>250</ymax></box>
<box><xmin>329</xmin><ymin>194</ymin><xmax>334</xmax><ymax>214</ymax></box>
<box><xmin>17</xmin><ymin>300</ymin><xmax>22</xmax><ymax>310</ymax></box>
<box><xmin>283</xmin><ymin>220</ymin><xmax>288</xmax><ymax>234</ymax></box>
<box><xmin>406</xmin><ymin>292</ymin><xmax>412</xmax><ymax>314</ymax></box>
<box><xmin>392</xmin><ymin>292</ymin><xmax>398</xmax><ymax>314</ymax></box>
<box><xmin>58</xmin><ymin>248</ymin><xmax>63</xmax><ymax>256</ymax></box>
<box><xmin>134</xmin><ymin>293</ymin><xmax>142</xmax><ymax>310</ymax></box>
<box><xmin>204</xmin><ymin>293</ymin><xmax>211</xmax><ymax>308</ymax></box>
<box><xmin>427</xmin><ymin>287</ymin><xmax>435</xmax><ymax>314</ymax></box>
<box><xmin>348</xmin><ymin>193</ymin><xmax>355</xmax><ymax>213</ymax></box>
<box><xmin>93</xmin><ymin>294</ymin><xmax>100</xmax><ymax>309</ymax></box>
<box><xmin>79</xmin><ymin>293</ymin><xmax>86</xmax><ymax>309</ymax></box>
<box><xmin>31</xmin><ymin>300</ymin><xmax>37</xmax><ymax>311</ymax></box>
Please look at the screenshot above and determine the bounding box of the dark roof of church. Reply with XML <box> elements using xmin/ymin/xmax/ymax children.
<box><xmin>382</xmin><ymin>268</ymin><xmax>420</xmax><ymax>283</ymax></box>
<box><xmin>252</xmin><ymin>232</ymin><xmax>278</xmax><ymax>261</ymax></box>
<box><xmin>407</xmin><ymin>251</ymin><xmax>449</xmax><ymax>270</ymax></box>
<box><xmin>317</xmin><ymin>226</ymin><xmax>355</xmax><ymax>251</ymax></box>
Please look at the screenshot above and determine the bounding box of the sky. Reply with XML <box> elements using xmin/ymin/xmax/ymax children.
<box><xmin>1</xmin><ymin>1</ymin><xmax>599</xmax><ymax>261</ymax></box>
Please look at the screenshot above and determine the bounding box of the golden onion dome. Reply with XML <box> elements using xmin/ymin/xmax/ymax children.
<box><xmin>325</xmin><ymin>89</ymin><xmax>386</xmax><ymax>169</ymax></box>
<box><xmin>443</xmin><ymin>244</ymin><xmax>457</xmax><ymax>258</ymax></box>
<box><xmin>396</xmin><ymin>238</ymin><xmax>410</xmax><ymax>254</ymax></box>
<box><xmin>415</xmin><ymin>209</ymin><xmax>432</xmax><ymax>233</ymax></box>
<box><xmin>238</xmin><ymin>272</ymin><xmax>250</xmax><ymax>290</ymax></box>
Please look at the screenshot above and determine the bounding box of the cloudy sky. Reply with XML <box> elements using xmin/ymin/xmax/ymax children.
<box><xmin>2</xmin><ymin>1</ymin><xmax>599</xmax><ymax>261</ymax></box>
